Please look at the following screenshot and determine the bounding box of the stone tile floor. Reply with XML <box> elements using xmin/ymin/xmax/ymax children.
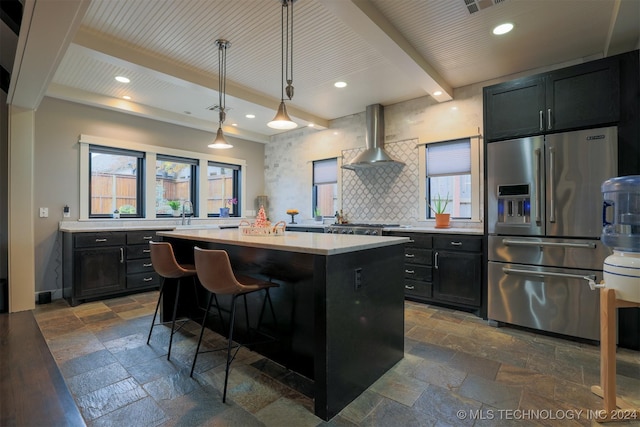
<box><xmin>33</xmin><ymin>292</ymin><xmax>639</xmax><ymax>426</ymax></box>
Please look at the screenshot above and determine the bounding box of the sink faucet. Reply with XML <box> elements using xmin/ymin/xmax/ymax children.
<box><xmin>182</xmin><ymin>201</ymin><xmax>193</xmax><ymax>225</ymax></box>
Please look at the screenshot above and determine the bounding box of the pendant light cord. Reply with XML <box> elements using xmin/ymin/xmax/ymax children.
<box><xmin>282</xmin><ymin>0</ymin><xmax>294</xmax><ymax>101</ymax></box>
<box><xmin>218</xmin><ymin>40</ymin><xmax>228</xmax><ymax>125</ymax></box>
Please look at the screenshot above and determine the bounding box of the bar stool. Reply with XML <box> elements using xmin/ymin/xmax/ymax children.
<box><xmin>147</xmin><ymin>241</ymin><xmax>197</xmax><ymax>360</ymax></box>
<box><xmin>190</xmin><ymin>246</ymin><xmax>279</xmax><ymax>403</ymax></box>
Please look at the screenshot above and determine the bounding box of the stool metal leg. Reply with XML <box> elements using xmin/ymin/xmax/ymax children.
<box><xmin>223</xmin><ymin>294</ymin><xmax>239</xmax><ymax>403</ymax></box>
<box><xmin>167</xmin><ymin>279</ymin><xmax>181</xmax><ymax>360</ymax></box>
<box><xmin>147</xmin><ymin>278</ymin><xmax>166</xmax><ymax>345</ymax></box>
<box><xmin>190</xmin><ymin>292</ymin><xmax>213</xmax><ymax>377</ymax></box>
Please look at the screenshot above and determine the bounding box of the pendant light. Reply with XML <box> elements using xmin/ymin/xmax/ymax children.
<box><xmin>268</xmin><ymin>0</ymin><xmax>297</xmax><ymax>130</ymax></box>
<box><xmin>209</xmin><ymin>39</ymin><xmax>233</xmax><ymax>149</ymax></box>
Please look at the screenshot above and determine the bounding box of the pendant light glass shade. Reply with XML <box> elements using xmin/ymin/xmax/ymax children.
<box><xmin>208</xmin><ymin>126</ymin><xmax>232</xmax><ymax>149</ymax></box>
<box><xmin>210</xmin><ymin>39</ymin><xmax>233</xmax><ymax>149</ymax></box>
<box><xmin>267</xmin><ymin>101</ymin><xmax>297</xmax><ymax>130</ymax></box>
<box><xmin>268</xmin><ymin>0</ymin><xmax>297</xmax><ymax>130</ymax></box>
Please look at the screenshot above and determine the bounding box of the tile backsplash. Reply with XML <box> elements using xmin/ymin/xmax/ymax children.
<box><xmin>341</xmin><ymin>139</ymin><xmax>420</xmax><ymax>223</ymax></box>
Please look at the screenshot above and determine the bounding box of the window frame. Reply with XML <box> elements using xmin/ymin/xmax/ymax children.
<box><xmin>418</xmin><ymin>135</ymin><xmax>481</xmax><ymax>223</ymax></box>
<box><xmin>88</xmin><ymin>145</ymin><xmax>145</xmax><ymax>218</ymax></box>
<box><xmin>312</xmin><ymin>158</ymin><xmax>338</xmax><ymax>218</ymax></box>
<box><xmin>207</xmin><ymin>161</ymin><xmax>241</xmax><ymax>218</ymax></box>
<box><xmin>79</xmin><ymin>134</ymin><xmax>246</xmax><ymax>220</ymax></box>
<box><xmin>155</xmin><ymin>154</ymin><xmax>199</xmax><ymax>218</ymax></box>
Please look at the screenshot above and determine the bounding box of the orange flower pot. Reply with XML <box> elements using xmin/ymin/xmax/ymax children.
<box><xmin>435</xmin><ymin>213</ymin><xmax>450</xmax><ymax>228</ymax></box>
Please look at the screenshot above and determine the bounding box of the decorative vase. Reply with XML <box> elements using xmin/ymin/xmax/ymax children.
<box><xmin>435</xmin><ymin>213</ymin><xmax>450</xmax><ymax>228</ymax></box>
<box><xmin>220</xmin><ymin>207</ymin><xmax>230</xmax><ymax>218</ymax></box>
<box><xmin>172</xmin><ymin>209</ymin><xmax>180</xmax><ymax>217</ymax></box>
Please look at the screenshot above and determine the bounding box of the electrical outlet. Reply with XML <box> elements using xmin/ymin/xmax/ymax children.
<box><xmin>39</xmin><ymin>207</ymin><xmax>48</xmax><ymax>218</ymax></box>
<box><xmin>354</xmin><ymin>268</ymin><xmax>362</xmax><ymax>290</ymax></box>
<box><xmin>63</xmin><ymin>205</ymin><xmax>70</xmax><ymax>218</ymax></box>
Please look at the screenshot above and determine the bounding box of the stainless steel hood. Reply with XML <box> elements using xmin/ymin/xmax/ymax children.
<box><xmin>342</xmin><ymin>104</ymin><xmax>405</xmax><ymax>170</ymax></box>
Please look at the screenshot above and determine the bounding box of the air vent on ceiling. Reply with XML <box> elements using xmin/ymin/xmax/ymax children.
<box><xmin>464</xmin><ymin>0</ymin><xmax>506</xmax><ymax>14</ymax></box>
<box><xmin>206</xmin><ymin>105</ymin><xmax>233</xmax><ymax>112</ymax></box>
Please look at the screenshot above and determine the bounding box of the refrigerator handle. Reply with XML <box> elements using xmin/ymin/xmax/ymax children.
<box><xmin>547</xmin><ymin>108</ymin><xmax>552</xmax><ymax>129</ymax></box>
<box><xmin>539</xmin><ymin>110</ymin><xmax>544</xmax><ymax>131</ymax></box>
<box><xmin>549</xmin><ymin>147</ymin><xmax>556</xmax><ymax>223</ymax></box>
<box><xmin>534</xmin><ymin>148</ymin><xmax>542</xmax><ymax>224</ymax></box>
<box><xmin>503</xmin><ymin>267</ymin><xmax>596</xmax><ymax>285</ymax></box>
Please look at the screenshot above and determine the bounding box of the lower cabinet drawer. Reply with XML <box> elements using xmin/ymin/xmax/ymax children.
<box><xmin>127</xmin><ymin>272</ymin><xmax>160</xmax><ymax>289</ymax></box>
<box><xmin>404</xmin><ymin>279</ymin><xmax>432</xmax><ymax>298</ymax></box>
<box><xmin>127</xmin><ymin>259</ymin><xmax>155</xmax><ymax>274</ymax></box>
<box><xmin>404</xmin><ymin>264</ymin><xmax>431</xmax><ymax>282</ymax></box>
<box><xmin>127</xmin><ymin>245</ymin><xmax>152</xmax><ymax>260</ymax></box>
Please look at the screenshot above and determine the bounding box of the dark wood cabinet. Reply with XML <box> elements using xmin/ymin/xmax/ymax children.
<box><xmin>484</xmin><ymin>55</ymin><xmax>620</xmax><ymax>141</ymax></box>
<box><xmin>63</xmin><ymin>229</ymin><xmax>167</xmax><ymax>305</ymax></box>
<box><xmin>385</xmin><ymin>231</ymin><xmax>483</xmax><ymax>312</ymax></box>
<box><xmin>432</xmin><ymin>236</ymin><xmax>482</xmax><ymax>308</ymax></box>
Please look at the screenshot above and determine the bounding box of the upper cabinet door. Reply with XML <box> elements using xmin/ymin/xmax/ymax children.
<box><xmin>484</xmin><ymin>76</ymin><xmax>546</xmax><ymax>141</ymax></box>
<box><xmin>546</xmin><ymin>58</ymin><xmax>620</xmax><ymax>132</ymax></box>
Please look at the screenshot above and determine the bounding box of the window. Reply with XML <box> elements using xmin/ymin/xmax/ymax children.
<box><xmin>89</xmin><ymin>146</ymin><xmax>144</xmax><ymax>218</ymax></box>
<box><xmin>313</xmin><ymin>158</ymin><xmax>338</xmax><ymax>217</ymax></box>
<box><xmin>155</xmin><ymin>155</ymin><xmax>198</xmax><ymax>217</ymax></box>
<box><xmin>425</xmin><ymin>138</ymin><xmax>471</xmax><ymax>219</ymax></box>
<box><xmin>207</xmin><ymin>161</ymin><xmax>241</xmax><ymax>217</ymax></box>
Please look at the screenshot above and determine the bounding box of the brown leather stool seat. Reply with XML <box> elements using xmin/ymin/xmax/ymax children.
<box><xmin>190</xmin><ymin>246</ymin><xmax>279</xmax><ymax>403</ymax></box>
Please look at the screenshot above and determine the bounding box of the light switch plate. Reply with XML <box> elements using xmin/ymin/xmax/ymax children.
<box><xmin>39</xmin><ymin>207</ymin><xmax>49</xmax><ymax>218</ymax></box>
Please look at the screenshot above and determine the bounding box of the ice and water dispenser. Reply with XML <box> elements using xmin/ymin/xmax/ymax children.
<box><xmin>496</xmin><ymin>184</ymin><xmax>531</xmax><ymax>225</ymax></box>
<box><xmin>599</xmin><ymin>175</ymin><xmax>640</xmax><ymax>303</ymax></box>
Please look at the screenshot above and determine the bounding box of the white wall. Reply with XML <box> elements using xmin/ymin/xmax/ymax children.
<box><xmin>33</xmin><ymin>97</ymin><xmax>265</xmax><ymax>298</ymax></box>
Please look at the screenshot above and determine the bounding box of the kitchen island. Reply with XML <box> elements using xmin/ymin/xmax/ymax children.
<box><xmin>157</xmin><ymin>228</ymin><xmax>409</xmax><ymax>421</ymax></box>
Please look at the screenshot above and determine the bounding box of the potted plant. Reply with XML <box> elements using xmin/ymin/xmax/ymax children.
<box><xmin>168</xmin><ymin>200</ymin><xmax>181</xmax><ymax>216</ymax></box>
<box><xmin>428</xmin><ymin>193</ymin><xmax>450</xmax><ymax>228</ymax></box>
<box><xmin>314</xmin><ymin>207</ymin><xmax>322</xmax><ymax>222</ymax></box>
<box><xmin>220</xmin><ymin>197</ymin><xmax>237</xmax><ymax>217</ymax></box>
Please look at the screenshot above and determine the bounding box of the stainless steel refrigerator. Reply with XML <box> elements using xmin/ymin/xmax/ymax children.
<box><xmin>487</xmin><ymin>126</ymin><xmax>617</xmax><ymax>340</ymax></box>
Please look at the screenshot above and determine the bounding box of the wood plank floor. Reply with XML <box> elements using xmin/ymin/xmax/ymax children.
<box><xmin>0</xmin><ymin>310</ymin><xmax>85</xmax><ymax>427</ymax></box>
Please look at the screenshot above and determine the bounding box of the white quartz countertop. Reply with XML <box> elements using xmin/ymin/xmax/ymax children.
<box><xmin>157</xmin><ymin>228</ymin><xmax>410</xmax><ymax>255</ymax></box>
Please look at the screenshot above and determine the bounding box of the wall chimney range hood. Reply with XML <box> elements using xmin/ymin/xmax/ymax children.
<box><xmin>342</xmin><ymin>104</ymin><xmax>405</xmax><ymax>170</ymax></box>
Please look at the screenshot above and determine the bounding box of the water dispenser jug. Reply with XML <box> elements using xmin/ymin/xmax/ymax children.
<box><xmin>599</xmin><ymin>175</ymin><xmax>640</xmax><ymax>303</ymax></box>
<box><xmin>601</xmin><ymin>175</ymin><xmax>640</xmax><ymax>252</ymax></box>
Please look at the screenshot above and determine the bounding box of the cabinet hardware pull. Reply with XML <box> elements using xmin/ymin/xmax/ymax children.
<box><xmin>547</xmin><ymin>108</ymin><xmax>552</xmax><ymax>129</ymax></box>
<box><xmin>143</xmin><ymin>236</ymin><xmax>153</xmax><ymax>240</ymax></box>
<box><xmin>119</xmin><ymin>248</ymin><xmax>124</xmax><ymax>263</ymax></box>
<box><xmin>405</xmin><ymin>254</ymin><xmax>415</xmax><ymax>258</ymax></box>
<box><xmin>408</xmin><ymin>239</ymin><xmax>415</xmax><ymax>243</ymax></box>
<box><xmin>143</xmin><ymin>277</ymin><xmax>153</xmax><ymax>282</ymax></box>
<box><xmin>143</xmin><ymin>263</ymin><xmax>152</xmax><ymax>267</ymax></box>
<box><xmin>502</xmin><ymin>239</ymin><xmax>596</xmax><ymax>249</ymax></box>
<box><xmin>143</xmin><ymin>249</ymin><xmax>151</xmax><ymax>253</ymax></box>
<box><xmin>404</xmin><ymin>285</ymin><xmax>415</xmax><ymax>290</ymax></box>
<box><xmin>450</xmin><ymin>241</ymin><xmax>462</xmax><ymax>246</ymax></box>
<box><xmin>539</xmin><ymin>110</ymin><xmax>543</xmax><ymax>131</ymax></box>
<box><xmin>405</xmin><ymin>269</ymin><xmax>415</xmax><ymax>274</ymax></box>
<box><xmin>434</xmin><ymin>252</ymin><xmax>439</xmax><ymax>269</ymax></box>
<box><xmin>95</xmin><ymin>238</ymin><xmax>107</xmax><ymax>242</ymax></box>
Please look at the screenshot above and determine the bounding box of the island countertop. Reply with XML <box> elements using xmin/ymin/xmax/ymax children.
<box><xmin>157</xmin><ymin>228</ymin><xmax>409</xmax><ymax>255</ymax></box>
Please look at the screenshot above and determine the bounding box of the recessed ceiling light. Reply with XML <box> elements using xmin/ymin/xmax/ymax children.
<box><xmin>433</xmin><ymin>91</ymin><xmax>442</xmax><ymax>96</ymax></box>
<box><xmin>122</xmin><ymin>95</ymin><xmax>131</xmax><ymax>100</ymax></box>
<box><xmin>334</xmin><ymin>81</ymin><xmax>347</xmax><ymax>88</ymax></box>
<box><xmin>492</xmin><ymin>23</ymin><xmax>513</xmax><ymax>35</ymax></box>
<box><xmin>232</xmin><ymin>123</ymin><xmax>238</xmax><ymax>127</ymax></box>
<box><xmin>246</xmin><ymin>114</ymin><xmax>255</xmax><ymax>119</ymax></box>
<box><xmin>115</xmin><ymin>76</ymin><xmax>130</xmax><ymax>83</ymax></box>
<box><xmin>308</xmin><ymin>123</ymin><xmax>315</xmax><ymax>128</ymax></box>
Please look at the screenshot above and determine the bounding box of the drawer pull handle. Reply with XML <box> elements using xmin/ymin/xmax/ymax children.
<box><xmin>408</xmin><ymin>239</ymin><xmax>415</xmax><ymax>243</ymax></box>
<box><xmin>143</xmin><ymin>236</ymin><xmax>153</xmax><ymax>240</ymax></box>
<box><xmin>120</xmin><ymin>248</ymin><xmax>124</xmax><ymax>263</ymax></box>
<box><xmin>143</xmin><ymin>263</ymin><xmax>153</xmax><ymax>267</ymax></box>
<box><xmin>95</xmin><ymin>238</ymin><xmax>107</xmax><ymax>242</ymax></box>
<box><xmin>143</xmin><ymin>277</ymin><xmax>153</xmax><ymax>282</ymax></box>
<box><xmin>405</xmin><ymin>254</ymin><xmax>415</xmax><ymax>258</ymax></box>
<box><xmin>405</xmin><ymin>269</ymin><xmax>415</xmax><ymax>274</ymax></box>
<box><xmin>450</xmin><ymin>241</ymin><xmax>462</xmax><ymax>246</ymax></box>
<box><xmin>143</xmin><ymin>249</ymin><xmax>151</xmax><ymax>253</ymax></box>
<box><xmin>404</xmin><ymin>285</ymin><xmax>415</xmax><ymax>290</ymax></box>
